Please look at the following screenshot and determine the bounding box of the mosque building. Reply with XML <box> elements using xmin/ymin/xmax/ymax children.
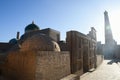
<box><xmin>0</xmin><ymin>21</ymin><xmax>104</xmax><ymax>80</ymax></box>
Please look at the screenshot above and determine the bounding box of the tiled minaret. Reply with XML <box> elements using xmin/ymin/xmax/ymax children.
<box><xmin>104</xmin><ymin>11</ymin><xmax>114</xmax><ymax>45</ymax></box>
<box><xmin>104</xmin><ymin>11</ymin><xmax>116</xmax><ymax>59</ymax></box>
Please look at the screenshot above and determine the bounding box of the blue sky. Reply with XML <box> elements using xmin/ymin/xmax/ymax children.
<box><xmin>0</xmin><ymin>0</ymin><xmax>120</xmax><ymax>44</ymax></box>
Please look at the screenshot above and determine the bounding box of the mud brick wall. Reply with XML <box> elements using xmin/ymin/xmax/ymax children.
<box><xmin>66</xmin><ymin>31</ymin><xmax>97</xmax><ymax>75</ymax></box>
<box><xmin>96</xmin><ymin>55</ymin><xmax>103</xmax><ymax>66</ymax></box>
<box><xmin>3</xmin><ymin>51</ymin><xmax>70</xmax><ymax>80</ymax></box>
<box><xmin>35</xmin><ymin>51</ymin><xmax>70</xmax><ymax>80</ymax></box>
<box><xmin>3</xmin><ymin>51</ymin><xmax>36</xmax><ymax>80</ymax></box>
<box><xmin>0</xmin><ymin>53</ymin><xmax>7</xmax><ymax>75</ymax></box>
<box><xmin>96</xmin><ymin>42</ymin><xmax>104</xmax><ymax>66</ymax></box>
<box><xmin>66</xmin><ymin>31</ymin><xmax>84</xmax><ymax>75</ymax></box>
<box><xmin>88</xmin><ymin>40</ymin><xmax>96</xmax><ymax>69</ymax></box>
<box><xmin>40</xmin><ymin>28</ymin><xmax>60</xmax><ymax>42</ymax></box>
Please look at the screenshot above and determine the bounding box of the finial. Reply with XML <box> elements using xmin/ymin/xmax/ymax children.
<box><xmin>32</xmin><ymin>21</ymin><xmax>34</xmax><ymax>24</ymax></box>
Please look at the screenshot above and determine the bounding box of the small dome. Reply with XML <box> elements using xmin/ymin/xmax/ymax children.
<box><xmin>20</xmin><ymin>33</ymin><xmax>60</xmax><ymax>51</ymax></box>
<box><xmin>25</xmin><ymin>22</ymin><xmax>40</xmax><ymax>33</ymax></box>
<box><xmin>9</xmin><ymin>38</ymin><xmax>17</xmax><ymax>44</ymax></box>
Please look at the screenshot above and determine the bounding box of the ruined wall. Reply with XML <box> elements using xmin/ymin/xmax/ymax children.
<box><xmin>35</xmin><ymin>51</ymin><xmax>70</xmax><ymax>80</ymax></box>
<box><xmin>3</xmin><ymin>51</ymin><xmax>70</xmax><ymax>80</ymax></box>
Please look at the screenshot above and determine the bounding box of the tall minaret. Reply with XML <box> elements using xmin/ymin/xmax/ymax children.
<box><xmin>104</xmin><ymin>11</ymin><xmax>114</xmax><ymax>45</ymax></box>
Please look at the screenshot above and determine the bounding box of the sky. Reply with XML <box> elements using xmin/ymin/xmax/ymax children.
<box><xmin>0</xmin><ymin>0</ymin><xmax>120</xmax><ymax>44</ymax></box>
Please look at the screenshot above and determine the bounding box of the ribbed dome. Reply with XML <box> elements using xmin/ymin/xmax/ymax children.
<box><xmin>25</xmin><ymin>22</ymin><xmax>40</xmax><ymax>33</ymax></box>
<box><xmin>9</xmin><ymin>38</ymin><xmax>17</xmax><ymax>44</ymax></box>
<box><xmin>20</xmin><ymin>33</ymin><xmax>60</xmax><ymax>52</ymax></box>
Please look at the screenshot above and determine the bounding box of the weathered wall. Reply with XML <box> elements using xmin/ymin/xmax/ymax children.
<box><xmin>83</xmin><ymin>39</ymin><xmax>97</xmax><ymax>72</ymax></box>
<box><xmin>3</xmin><ymin>51</ymin><xmax>36</xmax><ymax>80</ymax></box>
<box><xmin>66</xmin><ymin>31</ymin><xmax>97</xmax><ymax>75</ymax></box>
<box><xmin>96</xmin><ymin>55</ymin><xmax>103</xmax><ymax>67</ymax></box>
<box><xmin>35</xmin><ymin>51</ymin><xmax>70</xmax><ymax>80</ymax></box>
<box><xmin>66</xmin><ymin>31</ymin><xmax>83</xmax><ymax>75</ymax></box>
<box><xmin>3</xmin><ymin>51</ymin><xmax>70</xmax><ymax>80</ymax></box>
<box><xmin>114</xmin><ymin>45</ymin><xmax>120</xmax><ymax>59</ymax></box>
<box><xmin>20</xmin><ymin>28</ymin><xmax>60</xmax><ymax>44</ymax></box>
<box><xmin>96</xmin><ymin>42</ymin><xmax>104</xmax><ymax>66</ymax></box>
<box><xmin>38</xmin><ymin>28</ymin><xmax>60</xmax><ymax>42</ymax></box>
<box><xmin>0</xmin><ymin>43</ymin><xmax>14</xmax><ymax>53</ymax></box>
<box><xmin>0</xmin><ymin>53</ymin><xmax>7</xmax><ymax>76</ymax></box>
<box><xmin>58</xmin><ymin>41</ymin><xmax>68</xmax><ymax>51</ymax></box>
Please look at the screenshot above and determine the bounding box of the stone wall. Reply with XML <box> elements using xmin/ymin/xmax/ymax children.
<box><xmin>2</xmin><ymin>51</ymin><xmax>70</xmax><ymax>80</ymax></box>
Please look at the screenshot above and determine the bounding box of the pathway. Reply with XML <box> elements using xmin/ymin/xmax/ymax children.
<box><xmin>80</xmin><ymin>60</ymin><xmax>120</xmax><ymax>80</ymax></box>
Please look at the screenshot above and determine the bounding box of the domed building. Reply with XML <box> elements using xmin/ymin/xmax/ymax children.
<box><xmin>9</xmin><ymin>38</ymin><xmax>18</xmax><ymax>44</ymax></box>
<box><xmin>14</xmin><ymin>22</ymin><xmax>60</xmax><ymax>52</ymax></box>
<box><xmin>19</xmin><ymin>22</ymin><xmax>60</xmax><ymax>46</ymax></box>
<box><xmin>25</xmin><ymin>21</ymin><xmax>40</xmax><ymax>33</ymax></box>
<box><xmin>19</xmin><ymin>22</ymin><xmax>40</xmax><ymax>44</ymax></box>
<box><xmin>20</xmin><ymin>33</ymin><xmax>60</xmax><ymax>51</ymax></box>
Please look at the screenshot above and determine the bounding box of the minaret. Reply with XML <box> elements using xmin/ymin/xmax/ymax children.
<box><xmin>104</xmin><ymin>11</ymin><xmax>114</xmax><ymax>45</ymax></box>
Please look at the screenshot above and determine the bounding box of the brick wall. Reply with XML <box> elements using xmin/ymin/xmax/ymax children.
<box><xmin>35</xmin><ymin>51</ymin><xmax>70</xmax><ymax>80</ymax></box>
<box><xmin>39</xmin><ymin>28</ymin><xmax>60</xmax><ymax>42</ymax></box>
<box><xmin>66</xmin><ymin>31</ymin><xmax>97</xmax><ymax>75</ymax></box>
<box><xmin>3</xmin><ymin>51</ymin><xmax>36</xmax><ymax>80</ymax></box>
<box><xmin>3</xmin><ymin>51</ymin><xmax>70</xmax><ymax>80</ymax></box>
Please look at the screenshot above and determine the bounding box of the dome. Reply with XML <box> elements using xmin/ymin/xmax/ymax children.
<box><xmin>20</xmin><ymin>33</ymin><xmax>60</xmax><ymax>51</ymax></box>
<box><xmin>9</xmin><ymin>38</ymin><xmax>18</xmax><ymax>44</ymax></box>
<box><xmin>25</xmin><ymin>22</ymin><xmax>40</xmax><ymax>33</ymax></box>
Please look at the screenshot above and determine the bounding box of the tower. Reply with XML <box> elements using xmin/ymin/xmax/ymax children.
<box><xmin>104</xmin><ymin>11</ymin><xmax>116</xmax><ymax>59</ymax></box>
<box><xmin>104</xmin><ymin>11</ymin><xmax>114</xmax><ymax>45</ymax></box>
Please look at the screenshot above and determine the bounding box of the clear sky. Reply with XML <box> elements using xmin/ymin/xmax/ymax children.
<box><xmin>0</xmin><ymin>0</ymin><xmax>120</xmax><ymax>44</ymax></box>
